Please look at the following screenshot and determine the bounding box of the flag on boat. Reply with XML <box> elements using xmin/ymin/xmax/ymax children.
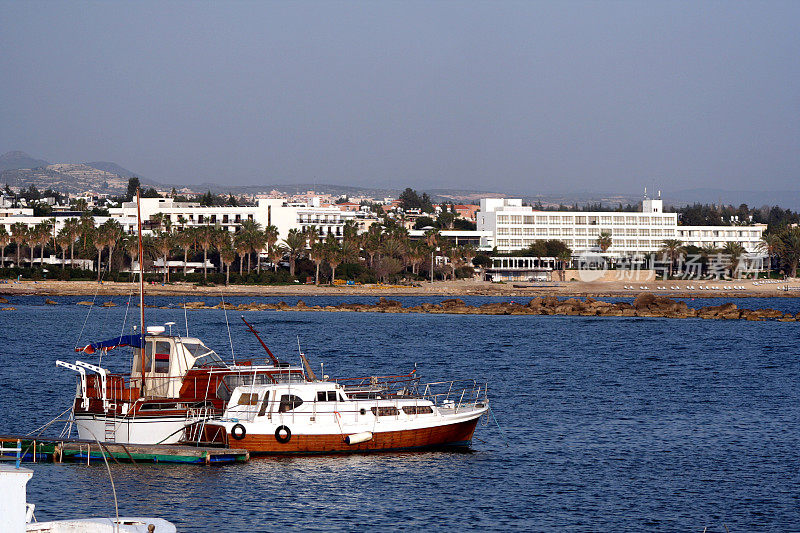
<box><xmin>76</xmin><ymin>334</ymin><xmax>145</xmax><ymax>354</ymax></box>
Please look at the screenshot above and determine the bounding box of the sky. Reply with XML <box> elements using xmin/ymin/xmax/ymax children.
<box><xmin>1</xmin><ymin>1</ymin><xmax>798</xmax><ymax>195</ymax></box>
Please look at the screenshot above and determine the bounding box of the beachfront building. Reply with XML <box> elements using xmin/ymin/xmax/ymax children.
<box><xmin>106</xmin><ymin>197</ymin><xmax>347</xmax><ymax>241</ymax></box>
<box><xmin>477</xmin><ymin>197</ymin><xmax>766</xmax><ymax>259</ymax></box>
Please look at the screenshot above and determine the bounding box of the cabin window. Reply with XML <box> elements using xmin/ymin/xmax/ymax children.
<box><xmin>258</xmin><ymin>391</ymin><xmax>271</xmax><ymax>416</ymax></box>
<box><xmin>316</xmin><ymin>391</ymin><xmax>339</xmax><ymax>402</ymax></box>
<box><xmin>402</xmin><ymin>406</ymin><xmax>433</xmax><ymax>415</ymax></box>
<box><xmin>154</xmin><ymin>341</ymin><xmax>171</xmax><ymax>373</ymax></box>
<box><xmin>278</xmin><ymin>394</ymin><xmax>303</xmax><ymax>413</ymax></box>
<box><xmin>237</xmin><ymin>393</ymin><xmax>259</xmax><ymax>406</ymax></box>
<box><xmin>371</xmin><ymin>406</ymin><xmax>399</xmax><ymax>416</ymax></box>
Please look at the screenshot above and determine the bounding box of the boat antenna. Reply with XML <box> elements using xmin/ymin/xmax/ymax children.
<box><xmin>136</xmin><ymin>187</ymin><xmax>147</xmax><ymax>397</ymax></box>
<box><xmin>296</xmin><ymin>335</ymin><xmax>316</xmax><ymax>381</ymax></box>
<box><xmin>240</xmin><ymin>315</ymin><xmax>279</xmax><ymax>366</ymax></box>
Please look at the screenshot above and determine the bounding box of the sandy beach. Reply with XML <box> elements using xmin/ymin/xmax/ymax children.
<box><xmin>1</xmin><ymin>276</ymin><xmax>798</xmax><ymax>299</ymax></box>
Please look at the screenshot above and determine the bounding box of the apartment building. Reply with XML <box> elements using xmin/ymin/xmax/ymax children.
<box><xmin>477</xmin><ymin>197</ymin><xmax>765</xmax><ymax>257</ymax></box>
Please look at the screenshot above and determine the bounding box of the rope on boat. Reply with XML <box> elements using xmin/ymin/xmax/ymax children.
<box><xmin>25</xmin><ymin>405</ymin><xmax>74</xmax><ymax>437</ymax></box>
<box><xmin>221</xmin><ymin>292</ymin><xmax>236</xmax><ymax>364</ymax></box>
<box><xmin>488</xmin><ymin>406</ymin><xmax>510</xmax><ymax>447</ymax></box>
<box><xmin>73</xmin><ymin>269</ymin><xmax>107</xmax><ymax>351</ymax></box>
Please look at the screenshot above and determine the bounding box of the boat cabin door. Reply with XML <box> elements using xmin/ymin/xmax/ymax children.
<box><xmin>131</xmin><ymin>337</ymin><xmax>181</xmax><ymax>398</ymax></box>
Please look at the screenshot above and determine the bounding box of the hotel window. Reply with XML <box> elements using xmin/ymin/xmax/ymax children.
<box><xmin>612</xmin><ymin>228</ymin><xmax>623</xmax><ymax>236</ymax></box>
<box><xmin>536</xmin><ymin>216</ymin><xmax>547</xmax><ymax>224</ymax></box>
<box><xmin>510</xmin><ymin>215</ymin><xmax>523</xmax><ymax>224</ymax></box>
<box><xmin>524</xmin><ymin>228</ymin><xmax>535</xmax><ymax>235</ymax></box>
<box><xmin>639</xmin><ymin>229</ymin><xmax>650</xmax><ymax>236</ymax></box>
<box><xmin>575</xmin><ymin>228</ymin><xmax>586</xmax><ymax>236</ymax></box>
<box><xmin>198</xmin><ymin>215</ymin><xmax>204</xmax><ymax>223</ymax></box>
<box><xmin>562</xmin><ymin>228</ymin><xmax>573</xmax><ymax>235</ymax></box>
<box><xmin>575</xmin><ymin>216</ymin><xmax>587</xmax><ymax>225</ymax></box>
<box><xmin>562</xmin><ymin>216</ymin><xmax>574</xmax><ymax>224</ymax></box>
<box><xmin>613</xmin><ymin>216</ymin><xmax>624</xmax><ymax>224</ymax></box>
<box><xmin>524</xmin><ymin>216</ymin><xmax>535</xmax><ymax>224</ymax></box>
<box><xmin>510</xmin><ymin>228</ymin><xmax>522</xmax><ymax>236</ymax></box>
<box><xmin>549</xmin><ymin>228</ymin><xmax>560</xmax><ymax>235</ymax></box>
<box><xmin>497</xmin><ymin>215</ymin><xmax>509</xmax><ymax>223</ymax></box>
<box><xmin>222</xmin><ymin>215</ymin><xmax>229</xmax><ymax>223</ymax></box>
<box><xmin>536</xmin><ymin>228</ymin><xmax>547</xmax><ymax>236</ymax></box>
<box><xmin>626</xmin><ymin>216</ymin><xmax>636</xmax><ymax>224</ymax></box>
<box><xmin>497</xmin><ymin>228</ymin><xmax>509</xmax><ymax>235</ymax></box>
<box><xmin>576</xmin><ymin>239</ymin><xmax>587</xmax><ymax>247</ymax></box>
<box><xmin>588</xmin><ymin>216</ymin><xmax>598</xmax><ymax>225</ymax></box>
<box><xmin>601</xmin><ymin>216</ymin><xmax>612</xmax><ymax>225</ymax></box>
<box><xmin>561</xmin><ymin>239</ymin><xmax>573</xmax><ymax>246</ymax></box>
<box><xmin>549</xmin><ymin>216</ymin><xmax>559</xmax><ymax>224</ymax></box>
<box><xmin>640</xmin><ymin>217</ymin><xmax>650</xmax><ymax>225</ymax></box>
<box><xmin>511</xmin><ymin>239</ymin><xmax>523</xmax><ymax>247</ymax></box>
<box><xmin>588</xmin><ymin>227</ymin><xmax>599</xmax><ymax>236</ymax></box>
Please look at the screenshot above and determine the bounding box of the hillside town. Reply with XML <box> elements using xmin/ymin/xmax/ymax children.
<box><xmin>1</xmin><ymin>179</ymin><xmax>798</xmax><ymax>286</ymax></box>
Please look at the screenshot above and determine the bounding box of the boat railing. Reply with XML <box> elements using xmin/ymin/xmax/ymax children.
<box><xmin>335</xmin><ymin>371</ymin><xmax>421</xmax><ymax>394</ymax></box>
<box><xmin>421</xmin><ymin>380</ymin><xmax>489</xmax><ymax>414</ymax></box>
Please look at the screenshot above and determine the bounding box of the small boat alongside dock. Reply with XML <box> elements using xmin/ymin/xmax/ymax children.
<box><xmin>0</xmin><ymin>436</ymin><xmax>249</xmax><ymax>464</ymax></box>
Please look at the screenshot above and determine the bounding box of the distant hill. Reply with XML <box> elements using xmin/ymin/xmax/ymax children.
<box><xmin>85</xmin><ymin>161</ymin><xmax>142</xmax><ymax>179</ymax></box>
<box><xmin>0</xmin><ymin>151</ymin><xmax>50</xmax><ymax>172</ymax></box>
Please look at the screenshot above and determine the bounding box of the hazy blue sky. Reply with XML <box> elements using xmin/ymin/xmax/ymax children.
<box><xmin>1</xmin><ymin>1</ymin><xmax>798</xmax><ymax>194</ymax></box>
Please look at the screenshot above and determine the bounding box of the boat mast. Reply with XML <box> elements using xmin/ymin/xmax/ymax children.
<box><xmin>137</xmin><ymin>187</ymin><xmax>147</xmax><ymax>397</ymax></box>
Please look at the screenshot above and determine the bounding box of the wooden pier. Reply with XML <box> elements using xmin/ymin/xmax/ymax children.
<box><xmin>0</xmin><ymin>436</ymin><xmax>249</xmax><ymax>465</ymax></box>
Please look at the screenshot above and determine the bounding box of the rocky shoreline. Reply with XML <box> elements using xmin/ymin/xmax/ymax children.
<box><xmin>7</xmin><ymin>294</ymin><xmax>791</xmax><ymax>322</ymax></box>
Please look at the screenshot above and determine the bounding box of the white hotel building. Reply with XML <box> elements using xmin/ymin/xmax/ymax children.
<box><xmin>477</xmin><ymin>197</ymin><xmax>766</xmax><ymax>258</ymax></box>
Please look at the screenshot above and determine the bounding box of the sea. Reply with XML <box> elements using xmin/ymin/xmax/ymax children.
<box><xmin>1</xmin><ymin>294</ymin><xmax>799</xmax><ymax>532</ymax></box>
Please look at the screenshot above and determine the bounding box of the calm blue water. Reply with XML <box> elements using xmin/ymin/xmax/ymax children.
<box><xmin>1</xmin><ymin>295</ymin><xmax>799</xmax><ymax>531</ymax></box>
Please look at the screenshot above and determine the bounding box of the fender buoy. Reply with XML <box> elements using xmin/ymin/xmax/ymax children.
<box><xmin>275</xmin><ymin>425</ymin><xmax>291</xmax><ymax>443</ymax></box>
<box><xmin>231</xmin><ymin>423</ymin><xmax>246</xmax><ymax>440</ymax></box>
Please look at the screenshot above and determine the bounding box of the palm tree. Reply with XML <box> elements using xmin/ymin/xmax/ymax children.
<box><xmin>596</xmin><ymin>232</ymin><xmax>613</xmax><ymax>253</ymax></box>
<box><xmin>10</xmin><ymin>222</ymin><xmax>28</xmax><ymax>267</ymax></box>
<box><xmin>91</xmin><ymin>227</ymin><xmax>105</xmax><ymax>280</ymax></box>
<box><xmin>660</xmin><ymin>239</ymin><xmax>685</xmax><ymax>277</ymax></box>
<box><xmin>219</xmin><ymin>241</ymin><xmax>237</xmax><ymax>286</ymax></box>
<box><xmin>56</xmin><ymin>228</ymin><xmax>72</xmax><ymax>269</ymax></box>
<box><xmin>176</xmin><ymin>215</ymin><xmax>188</xmax><ymax>231</ymax></box>
<box><xmin>154</xmin><ymin>231</ymin><xmax>174</xmax><ymax>283</ymax></box>
<box><xmin>0</xmin><ymin>226</ymin><xmax>9</xmax><ymax>269</ymax></box>
<box><xmin>425</xmin><ymin>229</ymin><xmax>440</xmax><ymax>283</ymax></box>
<box><xmin>178</xmin><ymin>228</ymin><xmax>196</xmax><ymax>275</ymax></box>
<box><xmin>363</xmin><ymin>225</ymin><xmax>383</xmax><ymax>267</ymax></box>
<box><xmin>461</xmin><ymin>244</ymin><xmax>477</xmax><ymax>276</ymax></box>
<box><xmin>238</xmin><ymin>219</ymin><xmax>262</xmax><ymax>273</ymax></box>
<box><xmin>121</xmin><ymin>233</ymin><xmax>139</xmax><ymax>278</ymax></box>
<box><xmin>196</xmin><ymin>225</ymin><xmax>214</xmax><ymax>281</ymax></box>
<box><xmin>698</xmin><ymin>244</ymin><xmax>718</xmax><ymax>277</ymax></box>
<box><xmin>35</xmin><ymin>220</ymin><xmax>53</xmax><ymax>266</ymax></box>
<box><xmin>722</xmin><ymin>241</ymin><xmax>746</xmax><ymax>278</ymax></box>
<box><xmin>264</xmin><ymin>225</ymin><xmax>279</xmax><ymax>254</ymax></box>
<box><xmin>269</xmin><ymin>245</ymin><xmax>286</xmax><ymax>273</ymax></box>
<box><xmin>62</xmin><ymin>218</ymin><xmax>80</xmax><ymax>269</ymax></box>
<box><xmin>446</xmin><ymin>245</ymin><xmax>463</xmax><ymax>280</ymax></box>
<box><xmin>100</xmin><ymin>219</ymin><xmax>122</xmax><ymax>272</ymax></box>
<box><xmin>778</xmin><ymin>227</ymin><xmax>800</xmax><ymax>278</ymax></box>
<box><xmin>234</xmin><ymin>231</ymin><xmax>249</xmax><ymax>275</ymax></box>
<box><xmin>757</xmin><ymin>233</ymin><xmax>782</xmax><ymax>279</ymax></box>
<box><xmin>308</xmin><ymin>241</ymin><xmax>325</xmax><ymax>285</ymax></box>
<box><xmin>324</xmin><ymin>235</ymin><xmax>342</xmax><ymax>284</ymax></box>
<box><xmin>283</xmin><ymin>229</ymin><xmax>306</xmax><ymax>278</ymax></box>
<box><xmin>305</xmin><ymin>225</ymin><xmax>319</xmax><ymax>250</ymax></box>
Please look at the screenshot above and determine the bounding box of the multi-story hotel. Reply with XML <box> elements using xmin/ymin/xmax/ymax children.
<box><xmin>477</xmin><ymin>197</ymin><xmax>766</xmax><ymax>258</ymax></box>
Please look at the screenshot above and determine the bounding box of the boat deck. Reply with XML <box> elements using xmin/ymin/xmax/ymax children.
<box><xmin>0</xmin><ymin>435</ymin><xmax>249</xmax><ymax>465</ymax></box>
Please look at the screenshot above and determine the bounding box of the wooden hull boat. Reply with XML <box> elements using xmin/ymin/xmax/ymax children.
<box><xmin>183</xmin><ymin>379</ymin><xmax>488</xmax><ymax>454</ymax></box>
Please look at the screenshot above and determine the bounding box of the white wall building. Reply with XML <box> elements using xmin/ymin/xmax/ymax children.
<box><xmin>477</xmin><ymin>197</ymin><xmax>766</xmax><ymax>257</ymax></box>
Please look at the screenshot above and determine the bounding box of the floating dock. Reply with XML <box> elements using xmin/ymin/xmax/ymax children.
<box><xmin>0</xmin><ymin>436</ymin><xmax>249</xmax><ymax>465</ymax></box>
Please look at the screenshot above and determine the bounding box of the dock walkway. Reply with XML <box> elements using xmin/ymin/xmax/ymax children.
<box><xmin>0</xmin><ymin>436</ymin><xmax>248</xmax><ymax>465</ymax></box>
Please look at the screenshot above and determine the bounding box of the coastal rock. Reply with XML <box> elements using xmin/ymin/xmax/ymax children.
<box><xmin>183</xmin><ymin>301</ymin><xmax>206</xmax><ymax>309</ymax></box>
<box><xmin>45</xmin><ymin>299</ymin><xmax>58</xmax><ymax>305</ymax></box>
<box><xmin>76</xmin><ymin>301</ymin><xmax>93</xmax><ymax>306</ymax></box>
<box><xmin>0</xmin><ymin>296</ymin><xmax>8</xmax><ymax>304</ymax></box>
<box><xmin>101</xmin><ymin>301</ymin><xmax>116</xmax><ymax>307</ymax></box>
<box><xmin>2</xmin><ymin>307</ymin><xmax>16</xmax><ymax>311</ymax></box>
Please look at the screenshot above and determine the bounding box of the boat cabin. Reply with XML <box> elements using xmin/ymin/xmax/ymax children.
<box><xmin>130</xmin><ymin>332</ymin><xmax>225</xmax><ymax>398</ymax></box>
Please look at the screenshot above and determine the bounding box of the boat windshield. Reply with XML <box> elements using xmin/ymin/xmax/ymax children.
<box><xmin>183</xmin><ymin>342</ymin><xmax>225</xmax><ymax>367</ymax></box>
